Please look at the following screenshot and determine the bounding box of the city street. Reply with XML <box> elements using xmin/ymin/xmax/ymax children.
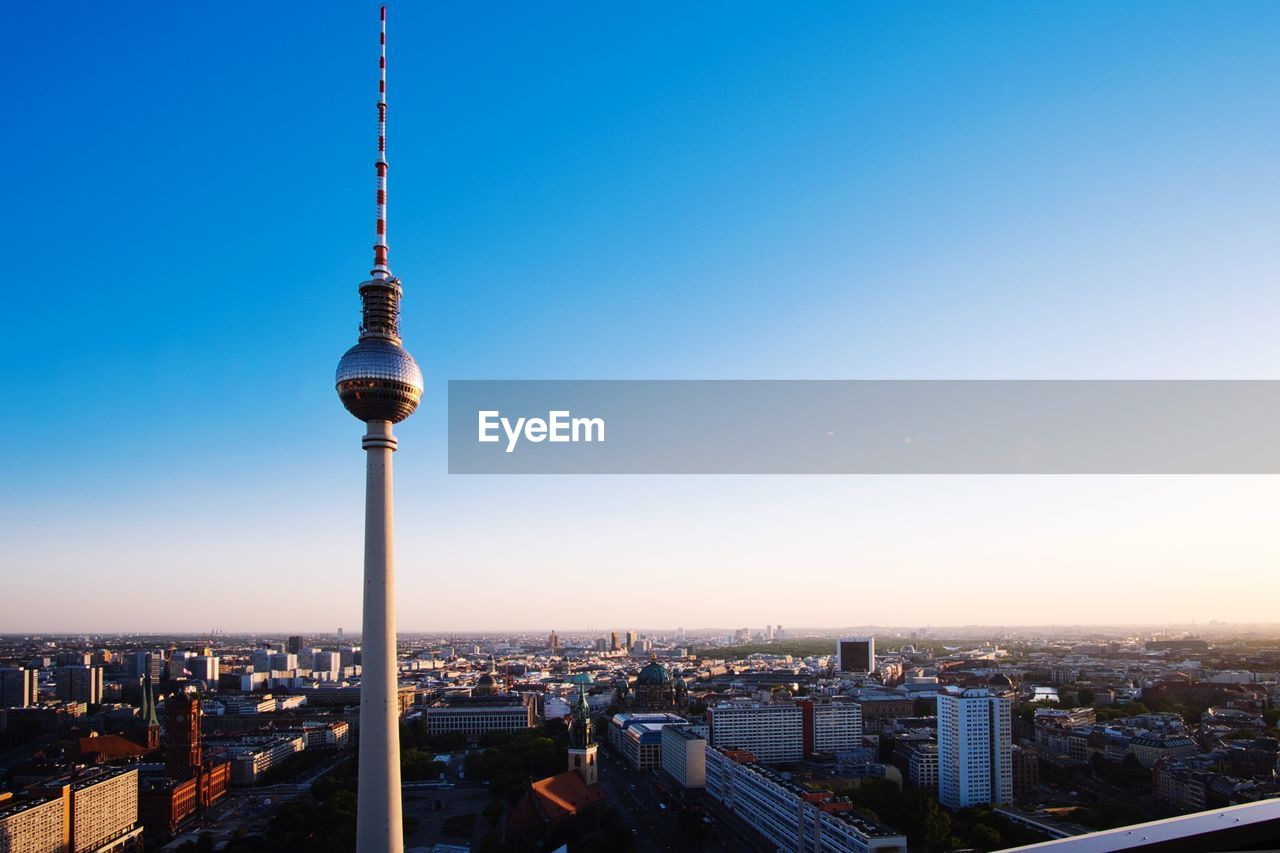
<box><xmin>597</xmin><ymin>746</ymin><xmax>738</xmax><ymax>853</ymax></box>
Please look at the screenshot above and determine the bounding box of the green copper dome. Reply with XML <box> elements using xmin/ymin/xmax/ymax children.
<box><xmin>636</xmin><ymin>658</ymin><xmax>672</xmax><ymax>686</ymax></box>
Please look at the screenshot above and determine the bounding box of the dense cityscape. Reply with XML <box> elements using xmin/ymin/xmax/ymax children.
<box><xmin>2</xmin><ymin>625</ymin><xmax>1279</xmax><ymax>851</ymax></box>
<box><xmin>6</xmin><ymin>0</ymin><xmax>1280</xmax><ymax>851</ymax></box>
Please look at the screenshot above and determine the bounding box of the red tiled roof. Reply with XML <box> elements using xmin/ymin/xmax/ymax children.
<box><xmin>78</xmin><ymin>734</ymin><xmax>147</xmax><ymax>760</ymax></box>
<box><xmin>531</xmin><ymin>770</ymin><xmax>604</xmax><ymax>820</ymax></box>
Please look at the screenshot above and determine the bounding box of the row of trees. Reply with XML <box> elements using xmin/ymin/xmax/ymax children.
<box><xmin>462</xmin><ymin>722</ymin><xmax>570</xmax><ymax>803</ymax></box>
<box><xmin>832</xmin><ymin>779</ymin><xmax>1044</xmax><ymax>853</ymax></box>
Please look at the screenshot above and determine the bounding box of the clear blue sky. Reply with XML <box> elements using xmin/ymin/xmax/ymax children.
<box><xmin>3</xmin><ymin>2</ymin><xmax>1279</xmax><ymax>632</ymax></box>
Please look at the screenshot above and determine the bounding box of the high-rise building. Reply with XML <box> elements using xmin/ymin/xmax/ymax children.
<box><xmin>937</xmin><ymin>688</ymin><xmax>1012</xmax><ymax>809</ymax></box>
<box><xmin>268</xmin><ymin>652</ymin><xmax>298</xmax><ymax>672</ymax></box>
<box><xmin>55</xmin><ymin>665</ymin><xmax>103</xmax><ymax>705</ymax></box>
<box><xmin>548</xmin><ymin>630</ymin><xmax>560</xmax><ymax>653</ymax></box>
<box><xmin>0</xmin><ymin>769</ymin><xmax>144</xmax><ymax>853</ymax></box>
<box><xmin>0</xmin><ymin>665</ymin><xmax>39</xmax><ymax>708</ymax></box>
<box><xmin>287</xmin><ymin>635</ymin><xmax>304</xmax><ymax>655</ymax></box>
<box><xmin>312</xmin><ymin>651</ymin><xmax>341</xmax><ymax>681</ymax></box>
<box><xmin>625</xmin><ymin>630</ymin><xmax>638</xmax><ymax>649</ymax></box>
<box><xmin>332</xmin><ymin>9</ymin><xmax>424</xmax><ymax>849</ymax></box>
<box><xmin>837</xmin><ymin>637</ymin><xmax>876</xmax><ymax>673</ymax></box>
<box><xmin>0</xmin><ymin>791</ymin><xmax>66</xmax><ymax>853</ymax></box>
<box><xmin>54</xmin><ymin>767</ymin><xmax>141</xmax><ymax>853</ymax></box>
<box><xmin>609</xmin><ymin>632</ymin><xmax>619</xmax><ymax>651</ymax></box>
<box><xmin>189</xmin><ymin>656</ymin><xmax>219</xmax><ymax>684</ymax></box>
<box><xmin>167</xmin><ymin>651</ymin><xmax>194</xmax><ymax>680</ymax></box>
<box><xmin>250</xmin><ymin>648</ymin><xmax>271</xmax><ymax>673</ymax></box>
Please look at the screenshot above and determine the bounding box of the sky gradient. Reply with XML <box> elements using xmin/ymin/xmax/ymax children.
<box><xmin>2</xmin><ymin>2</ymin><xmax>1279</xmax><ymax>632</ymax></box>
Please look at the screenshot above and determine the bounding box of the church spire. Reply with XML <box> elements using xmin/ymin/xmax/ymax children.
<box><xmin>146</xmin><ymin>674</ymin><xmax>159</xmax><ymax>727</ymax></box>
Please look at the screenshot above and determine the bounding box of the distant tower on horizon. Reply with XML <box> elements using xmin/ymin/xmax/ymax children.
<box><xmin>334</xmin><ymin>7</ymin><xmax>423</xmax><ymax>853</ymax></box>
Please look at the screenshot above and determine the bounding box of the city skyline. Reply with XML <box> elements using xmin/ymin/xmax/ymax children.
<box><xmin>4</xmin><ymin>2</ymin><xmax>1280</xmax><ymax>631</ymax></box>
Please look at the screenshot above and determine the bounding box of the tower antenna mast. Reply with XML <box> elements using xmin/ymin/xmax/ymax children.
<box><xmin>373</xmin><ymin>4</ymin><xmax>390</xmax><ymax>280</ymax></box>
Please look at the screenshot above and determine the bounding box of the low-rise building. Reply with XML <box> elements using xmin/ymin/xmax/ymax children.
<box><xmin>1131</xmin><ymin>734</ymin><xmax>1199</xmax><ymax>769</ymax></box>
<box><xmin>907</xmin><ymin>743</ymin><xmax>938</xmax><ymax>791</ymax></box>
<box><xmin>227</xmin><ymin>735</ymin><xmax>306</xmax><ymax>785</ymax></box>
<box><xmin>424</xmin><ymin>695</ymin><xmax>535</xmax><ymax>738</ymax></box>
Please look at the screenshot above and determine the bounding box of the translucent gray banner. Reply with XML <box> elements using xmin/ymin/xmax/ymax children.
<box><xmin>446</xmin><ymin>380</ymin><xmax>1280</xmax><ymax>474</ymax></box>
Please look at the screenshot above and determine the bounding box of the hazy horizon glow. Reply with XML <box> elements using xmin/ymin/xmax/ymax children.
<box><xmin>2</xmin><ymin>2</ymin><xmax>1279</xmax><ymax>632</ymax></box>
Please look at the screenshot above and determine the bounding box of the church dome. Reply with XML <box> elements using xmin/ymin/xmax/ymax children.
<box><xmin>988</xmin><ymin>673</ymin><xmax>1013</xmax><ymax>688</ymax></box>
<box><xmin>476</xmin><ymin>672</ymin><xmax>498</xmax><ymax>695</ymax></box>
<box><xmin>636</xmin><ymin>659</ymin><xmax>671</xmax><ymax>686</ymax></box>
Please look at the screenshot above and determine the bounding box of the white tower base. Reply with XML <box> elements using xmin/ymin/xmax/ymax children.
<box><xmin>356</xmin><ymin>419</ymin><xmax>403</xmax><ymax>853</ymax></box>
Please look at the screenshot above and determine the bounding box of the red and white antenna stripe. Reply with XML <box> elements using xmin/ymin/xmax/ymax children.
<box><xmin>372</xmin><ymin>4</ymin><xmax>391</xmax><ymax>279</ymax></box>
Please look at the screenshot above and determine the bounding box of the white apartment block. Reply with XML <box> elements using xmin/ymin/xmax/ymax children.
<box><xmin>937</xmin><ymin>688</ymin><xmax>1012</xmax><ymax>809</ymax></box>
<box><xmin>661</xmin><ymin>725</ymin><xmax>707</xmax><ymax>788</ymax></box>
<box><xmin>0</xmin><ymin>795</ymin><xmax>66</xmax><ymax>853</ymax></box>
<box><xmin>708</xmin><ymin>702</ymin><xmax>803</xmax><ymax>762</ymax></box>
<box><xmin>70</xmin><ymin>768</ymin><xmax>139</xmax><ymax>853</ymax></box>
<box><xmin>812</xmin><ymin>700</ymin><xmax>864</xmax><ymax>755</ymax></box>
<box><xmin>229</xmin><ymin>735</ymin><xmax>306</xmax><ymax>785</ymax></box>
<box><xmin>298</xmin><ymin>720</ymin><xmax>351</xmax><ymax>750</ymax></box>
<box><xmin>705</xmin><ymin>748</ymin><xmax>907</xmax><ymax>853</ymax></box>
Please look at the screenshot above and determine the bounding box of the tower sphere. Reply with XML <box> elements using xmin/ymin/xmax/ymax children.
<box><xmin>335</xmin><ymin>338</ymin><xmax>423</xmax><ymax>423</ymax></box>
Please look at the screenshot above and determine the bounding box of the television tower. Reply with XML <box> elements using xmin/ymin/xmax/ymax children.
<box><xmin>334</xmin><ymin>6</ymin><xmax>422</xmax><ymax>852</ymax></box>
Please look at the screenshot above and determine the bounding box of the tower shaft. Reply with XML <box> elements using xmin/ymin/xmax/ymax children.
<box><xmin>357</xmin><ymin>419</ymin><xmax>403</xmax><ymax>853</ymax></box>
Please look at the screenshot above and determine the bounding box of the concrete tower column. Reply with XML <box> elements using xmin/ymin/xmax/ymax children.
<box><xmin>357</xmin><ymin>418</ymin><xmax>403</xmax><ymax>853</ymax></box>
